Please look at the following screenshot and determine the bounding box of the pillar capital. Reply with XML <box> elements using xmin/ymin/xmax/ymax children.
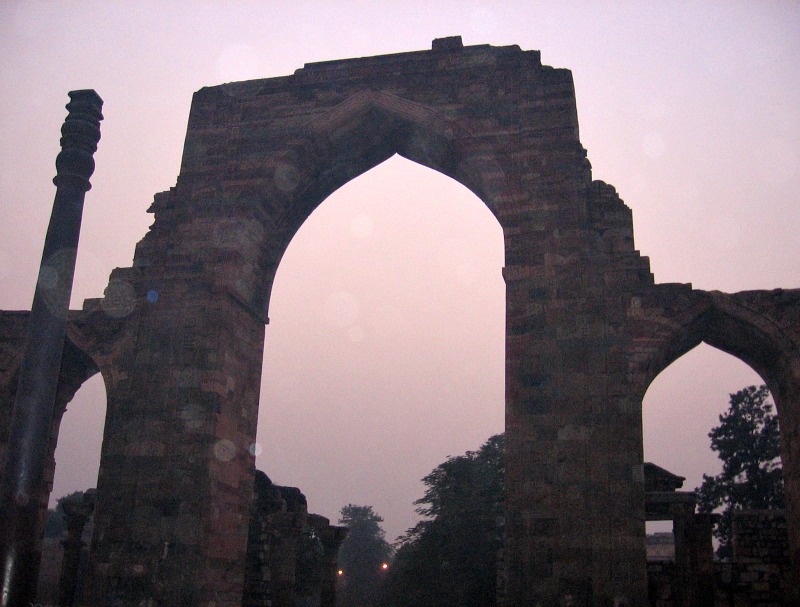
<box><xmin>53</xmin><ymin>89</ymin><xmax>103</xmax><ymax>191</ymax></box>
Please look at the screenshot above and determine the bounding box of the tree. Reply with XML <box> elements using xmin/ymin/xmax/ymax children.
<box><xmin>696</xmin><ymin>385</ymin><xmax>784</xmax><ymax>559</ymax></box>
<box><xmin>43</xmin><ymin>490</ymin><xmax>84</xmax><ymax>538</ymax></box>
<box><xmin>383</xmin><ymin>434</ymin><xmax>504</xmax><ymax>607</ymax></box>
<box><xmin>336</xmin><ymin>505</ymin><xmax>393</xmax><ymax>607</ymax></box>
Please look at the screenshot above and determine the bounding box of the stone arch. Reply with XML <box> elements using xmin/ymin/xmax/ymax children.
<box><xmin>632</xmin><ymin>288</ymin><xmax>800</xmax><ymax>572</ymax></box>
<box><xmin>633</xmin><ymin>291</ymin><xmax>797</xmax><ymax>402</ymax></box>
<box><xmin>0</xmin><ymin>314</ymin><xmax>106</xmax><ymax>474</ymax></box>
<box><xmin>256</xmin><ymin>90</ymin><xmax>508</xmax><ymax>319</ymax></box>
<box><xmin>0</xmin><ymin>315</ymin><xmax>105</xmax><ymax>567</ymax></box>
<box><xmin>75</xmin><ymin>41</ymin><xmax>656</xmax><ymax>606</ymax></box>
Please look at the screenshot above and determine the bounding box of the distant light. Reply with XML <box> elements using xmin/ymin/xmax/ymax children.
<box><xmin>338</xmin><ymin>570</ymin><xmax>344</xmax><ymax>576</ymax></box>
<box><xmin>381</xmin><ymin>563</ymin><xmax>389</xmax><ymax>570</ymax></box>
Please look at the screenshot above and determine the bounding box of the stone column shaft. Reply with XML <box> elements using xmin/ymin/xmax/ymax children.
<box><xmin>0</xmin><ymin>90</ymin><xmax>102</xmax><ymax>607</ymax></box>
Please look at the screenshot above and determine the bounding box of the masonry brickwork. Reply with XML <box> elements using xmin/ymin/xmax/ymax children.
<box><xmin>1</xmin><ymin>38</ymin><xmax>799</xmax><ymax>607</ymax></box>
<box><xmin>244</xmin><ymin>470</ymin><xmax>346</xmax><ymax>607</ymax></box>
<box><xmin>647</xmin><ymin>510</ymin><xmax>794</xmax><ymax>606</ymax></box>
<box><xmin>34</xmin><ymin>475</ymin><xmax>343</xmax><ymax>607</ymax></box>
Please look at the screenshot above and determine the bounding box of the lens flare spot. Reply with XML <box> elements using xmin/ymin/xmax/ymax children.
<box><xmin>213</xmin><ymin>439</ymin><xmax>237</xmax><ymax>462</ymax></box>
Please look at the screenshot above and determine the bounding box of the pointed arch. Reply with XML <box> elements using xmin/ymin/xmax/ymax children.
<box><xmin>256</xmin><ymin>155</ymin><xmax>505</xmax><ymax>542</ymax></box>
<box><xmin>279</xmin><ymin>90</ymin><xmax>507</xmax><ymax>226</ymax></box>
<box><xmin>631</xmin><ymin>288</ymin><xmax>800</xmax><ymax>571</ymax></box>
<box><xmin>633</xmin><ymin>290</ymin><xmax>798</xmax><ymax>401</ymax></box>
<box><xmin>303</xmin><ymin>89</ymin><xmax>503</xmax><ymax>200</ymax></box>
<box><xmin>258</xmin><ymin>90</ymin><xmax>509</xmax><ymax>321</ymax></box>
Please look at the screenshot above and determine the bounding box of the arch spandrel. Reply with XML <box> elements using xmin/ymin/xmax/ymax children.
<box><xmin>271</xmin><ymin>90</ymin><xmax>509</xmax><ymax>202</ymax></box>
<box><xmin>243</xmin><ymin>93</ymin><xmax>511</xmax><ymax>311</ymax></box>
<box><xmin>627</xmin><ymin>287</ymin><xmax>800</xmax><ymax>398</ymax></box>
<box><xmin>296</xmin><ymin>89</ymin><xmax>509</xmax><ymax>207</ymax></box>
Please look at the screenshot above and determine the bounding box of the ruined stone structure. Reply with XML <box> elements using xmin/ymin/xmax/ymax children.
<box><xmin>1</xmin><ymin>38</ymin><xmax>799</xmax><ymax>606</ymax></box>
<box><xmin>33</xmin><ymin>476</ymin><xmax>343</xmax><ymax>607</ymax></box>
<box><xmin>245</xmin><ymin>471</ymin><xmax>346</xmax><ymax>607</ymax></box>
<box><xmin>647</xmin><ymin>510</ymin><xmax>793</xmax><ymax>606</ymax></box>
<box><xmin>644</xmin><ymin>463</ymin><xmax>717</xmax><ymax>606</ymax></box>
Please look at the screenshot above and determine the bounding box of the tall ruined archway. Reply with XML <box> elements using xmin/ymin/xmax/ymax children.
<box><xmin>1</xmin><ymin>39</ymin><xmax>798</xmax><ymax>607</ymax></box>
<box><xmin>87</xmin><ymin>39</ymin><xmax>645</xmax><ymax>607</ymax></box>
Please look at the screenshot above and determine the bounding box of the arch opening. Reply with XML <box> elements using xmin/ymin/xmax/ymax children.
<box><xmin>255</xmin><ymin>155</ymin><xmax>505</xmax><ymax>541</ymax></box>
<box><xmin>48</xmin><ymin>372</ymin><xmax>106</xmax><ymax>509</ymax></box>
<box><xmin>642</xmin><ymin>343</ymin><xmax>783</xmax><ymax>554</ymax></box>
<box><xmin>36</xmin><ymin>344</ymin><xmax>107</xmax><ymax>604</ymax></box>
<box><xmin>643</xmin><ymin>344</ymin><xmax>767</xmax><ymax>507</ymax></box>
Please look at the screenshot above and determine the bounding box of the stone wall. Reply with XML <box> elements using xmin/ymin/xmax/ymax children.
<box><xmin>722</xmin><ymin>510</ymin><xmax>793</xmax><ymax>605</ymax></box>
<box><xmin>646</xmin><ymin>510</ymin><xmax>795</xmax><ymax>607</ymax></box>
<box><xmin>244</xmin><ymin>471</ymin><xmax>311</xmax><ymax>607</ymax></box>
<box><xmin>733</xmin><ymin>509</ymin><xmax>789</xmax><ymax>565</ymax></box>
<box><xmin>36</xmin><ymin>474</ymin><xmax>344</xmax><ymax>607</ymax></box>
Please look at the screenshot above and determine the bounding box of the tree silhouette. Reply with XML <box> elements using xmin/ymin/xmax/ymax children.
<box><xmin>43</xmin><ymin>490</ymin><xmax>84</xmax><ymax>538</ymax></box>
<box><xmin>696</xmin><ymin>385</ymin><xmax>784</xmax><ymax>559</ymax></box>
<box><xmin>384</xmin><ymin>434</ymin><xmax>504</xmax><ymax>607</ymax></box>
<box><xmin>336</xmin><ymin>504</ymin><xmax>393</xmax><ymax>607</ymax></box>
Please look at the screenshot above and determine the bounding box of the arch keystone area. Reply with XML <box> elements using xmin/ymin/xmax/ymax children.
<box><xmin>1</xmin><ymin>39</ymin><xmax>798</xmax><ymax>607</ymax></box>
<box><xmin>302</xmin><ymin>89</ymin><xmax>468</xmax><ymax>140</ymax></box>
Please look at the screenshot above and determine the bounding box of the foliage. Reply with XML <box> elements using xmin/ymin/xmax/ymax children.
<box><xmin>696</xmin><ymin>385</ymin><xmax>784</xmax><ymax>559</ymax></box>
<box><xmin>43</xmin><ymin>490</ymin><xmax>84</xmax><ymax>538</ymax></box>
<box><xmin>383</xmin><ymin>434</ymin><xmax>504</xmax><ymax>607</ymax></box>
<box><xmin>336</xmin><ymin>504</ymin><xmax>394</xmax><ymax>607</ymax></box>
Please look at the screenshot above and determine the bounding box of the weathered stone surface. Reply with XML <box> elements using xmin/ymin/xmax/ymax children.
<box><xmin>647</xmin><ymin>510</ymin><xmax>795</xmax><ymax>606</ymax></box>
<box><xmin>1</xmin><ymin>38</ymin><xmax>799</xmax><ymax>607</ymax></box>
<box><xmin>243</xmin><ymin>470</ymin><xmax>345</xmax><ymax>607</ymax></box>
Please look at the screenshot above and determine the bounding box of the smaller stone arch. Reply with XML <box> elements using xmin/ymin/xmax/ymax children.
<box><xmin>0</xmin><ymin>313</ymin><xmax>105</xmax><ymax>473</ymax></box>
<box><xmin>630</xmin><ymin>286</ymin><xmax>800</xmax><ymax>573</ymax></box>
<box><xmin>633</xmin><ymin>291</ymin><xmax>797</xmax><ymax>396</ymax></box>
<box><xmin>0</xmin><ymin>310</ymin><xmax>107</xmax><ymax>576</ymax></box>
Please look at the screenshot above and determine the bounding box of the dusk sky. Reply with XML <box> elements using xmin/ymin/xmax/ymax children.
<box><xmin>1</xmin><ymin>2</ymin><xmax>798</xmax><ymax>541</ymax></box>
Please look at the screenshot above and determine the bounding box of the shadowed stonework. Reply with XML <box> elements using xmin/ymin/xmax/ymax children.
<box><xmin>1</xmin><ymin>38</ymin><xmax>799</xmax><ymax>607</ymax></box>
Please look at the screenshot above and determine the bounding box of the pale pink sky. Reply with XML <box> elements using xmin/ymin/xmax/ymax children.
<box><xmin>1</xmin><ymin>2</ymin><xmax>798</xmax><ymax>541</ymax></box>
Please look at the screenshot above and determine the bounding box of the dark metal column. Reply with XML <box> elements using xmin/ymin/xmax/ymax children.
<box><xmin>0</xmin><ymin>90</ymin><xmax>102</xmax><ymax>607</ymax></box>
